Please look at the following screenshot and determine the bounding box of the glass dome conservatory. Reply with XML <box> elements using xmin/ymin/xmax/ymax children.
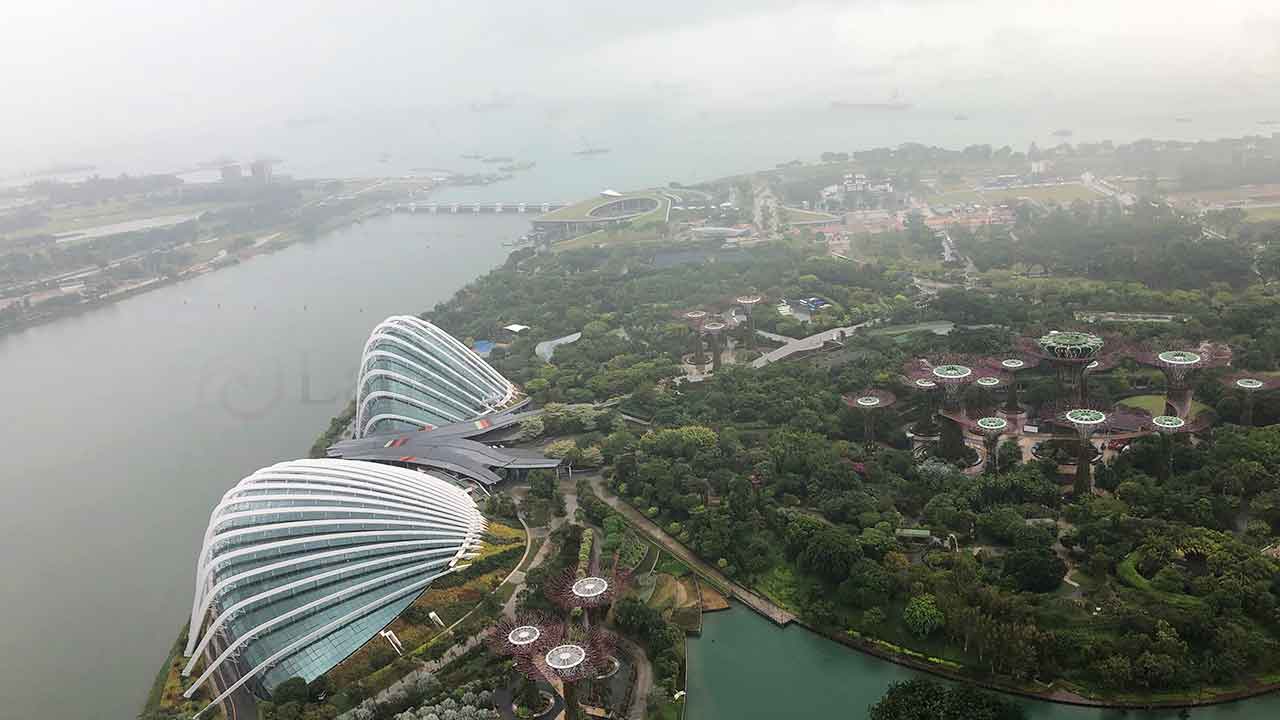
<box><xmin>181</xmin><ymin>459</ymin><xmax>485</xmax><ymax>714</ymax></box>
<box><xmin>355</xmin><ymin>315</ymin><xmax>518</xmax><ymax>438</ymax></box>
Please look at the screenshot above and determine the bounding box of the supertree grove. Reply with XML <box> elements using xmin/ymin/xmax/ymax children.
<box><xmin>1221</xmin><ymin>373</ymin><xmax>1280</xmax><ymax>426</ymax></box>
<box><xmin>1133</xmin><ymin>343</ymin><xmax>1231</xmax><ymax>418</ymax></box>
<box><xmin>842</xmin><ymin>389</ymin><xmax>897</xmax><ymax>448</ymax></box>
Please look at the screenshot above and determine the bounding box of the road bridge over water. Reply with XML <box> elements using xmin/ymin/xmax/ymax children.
<box><xmin>391</xmin><ymin>200</ymin><xmax>570</xmax><ymax>215</ymax></box>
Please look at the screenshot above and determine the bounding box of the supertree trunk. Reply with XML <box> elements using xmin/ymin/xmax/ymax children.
<box><xmin>563</xmin><ymin>683</ymin><xmax>580</xmax><ymax>720</ymax></box>
<box><xmin>1242</xmin><ymin>394</ymin><xmax>1256</xmax><ymax>427</ymax></box>
<box><xmin>1073</xmin><ymin>437</ymin><xmax>1092</xmax><ymax>497</ymax></box>
<box><xmin>1004</xmin><ymin>380</ymin><xmax>1021</xmax><ymax>413</ymax></box>
<box><xmin>710</xmin><ymin>334</ymin><xmax>722</xmax><ymax>371</ymax></box>
<box><xmin>940</xmin><ymin>417</ymin><xmax>966</xmax><ymax>460</ymax></box>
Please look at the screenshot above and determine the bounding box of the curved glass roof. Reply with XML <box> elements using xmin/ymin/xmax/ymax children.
<box><xmin>355</xmin><ymin>315</ymin><xmax>517</xmax><ymax>438</ymax></box>
<box><xmin>182</xmin><ymin>459</ymin><xmax>485</xmax><ymax>714</ymax></box>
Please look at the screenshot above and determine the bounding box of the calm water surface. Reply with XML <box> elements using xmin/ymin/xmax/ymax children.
<box><xmin>687</xmin><ymin>607</ymin><xmax>1280</xmax><ymax>720</ymax></box>
<box><xmin>0</xmin><ymin>214</ymin><xmax>526</xmax><ymax>720</ymax></box>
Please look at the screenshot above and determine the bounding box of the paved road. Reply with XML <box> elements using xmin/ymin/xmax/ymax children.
<box><xmin>584</xmin><ymin>476</ymin><xmax>795</xmax><ymax>625</ymax></box>
<box><xmin>751</xmin><ymin>321</ymin><xmax>875</xmax><ymax>368</ymax></box>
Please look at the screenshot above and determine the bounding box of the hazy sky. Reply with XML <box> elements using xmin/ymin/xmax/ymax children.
<box><xmin>4</xmin><ymin>0</ymin><xmax>1279</xmax><ymax>169</ymax></box>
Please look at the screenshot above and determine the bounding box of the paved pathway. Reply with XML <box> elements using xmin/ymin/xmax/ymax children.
<box><xmin>584</xmin><ymin>476</ymin><xmax>795</xmax><ymax>625</ymax></box>
<box><xmin>751</xmin><ymin>321</ymin><xmax>874</xmax><ymax>368</ymax></box>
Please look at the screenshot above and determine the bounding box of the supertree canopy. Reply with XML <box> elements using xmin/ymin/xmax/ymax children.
<box><xmin>1020</xmin><ymin>330</ymin><xmax>1106</xmax><ymax>403</ymax></box>
<box><xmin>1134</xmin><ymin>342</ymin><xmax>1231</xmax><ymax>418</ymax></box>
<box><xmin>843</xmin><ymin>389</ymin><xmax>897</xmax><ymax>446</ymax></box>
<box><xmin>518</xmin><ymin>627</ymin><xmax>617</xmax><ymax>683</ymax></box>
<box><xmin>1221</xmin><ymin>373</ymin><xmax>1279</xmax><ymax>426</ymax></box>
<box><xmin>488</xmin><ymin>613</ymin><xmax>564</xmax><ymax>659</ymax></box>
<box><xmin>546</xmin><ymin>568</ymin><xmax>628</xmax><ymax>612</ymax></box>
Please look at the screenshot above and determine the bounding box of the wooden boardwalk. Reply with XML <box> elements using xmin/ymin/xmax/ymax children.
<box><xmin>585</xmin><ymin>476</ymin><xmax>796</xmax><ymax>626</ymax></box>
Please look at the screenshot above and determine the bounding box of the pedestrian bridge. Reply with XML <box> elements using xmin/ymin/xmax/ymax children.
<box><xmin>392</xmin><ymin>201</ymin><xmax>570</xmax><ymax>215</ymax></box>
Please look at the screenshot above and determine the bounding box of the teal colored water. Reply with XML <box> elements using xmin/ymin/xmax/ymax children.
<box><xmin>686</xmin><ymin>607</ymin><xmax>1280</xmax><ymax>720</ymax></box>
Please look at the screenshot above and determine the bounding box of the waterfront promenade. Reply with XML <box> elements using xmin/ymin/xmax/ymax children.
<box><xmin>584</xmin><ymin>475</ymin><xmax>795</xmax><ymax>626</ymax></box>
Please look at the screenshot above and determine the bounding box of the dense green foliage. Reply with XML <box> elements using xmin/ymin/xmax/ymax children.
<box><xmin>869</xmin><ymin>679</ymin><xmax>1025</xmax><ymax>720</ymax></box>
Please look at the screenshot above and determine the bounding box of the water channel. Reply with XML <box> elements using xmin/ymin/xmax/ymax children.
<box><xmin>0</xmin><ymin>213</ymin><xmax>527</xmax><ymax>720</ymax></box>
<box><xmin>686</xmin><ymin>607</ymin><xmax>1280</xmax><ymax>720</ymax></box>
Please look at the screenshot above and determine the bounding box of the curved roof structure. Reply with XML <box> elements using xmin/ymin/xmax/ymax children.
<box><xmin>355</xmin><ymin>315</ymin><xmax>518</xmax><ymax>439</ymax></box>
<box><xmin>182</xmin><ymin>459</ymin><xmax>485</xmax><ymax>713</ymax></box>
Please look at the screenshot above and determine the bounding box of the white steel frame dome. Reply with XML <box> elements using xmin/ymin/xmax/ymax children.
<box><xmin>354</xmin><ymin>315</ymin><xmax>517</xmax><ymax>439</ymax></box>
<box><xmin>181</xmin><ymin>459</ymin><xmax>485</xmax><ymax>715</ymax></box>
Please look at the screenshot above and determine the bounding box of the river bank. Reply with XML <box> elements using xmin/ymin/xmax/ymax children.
<box><xmin>687</xmin><ymin>606</ymin><xmax>1280</xmax><ymax>720</ymax></box>
<box><xmin>0</xmin><ymin>201</ymin><xmax>393</xmax><ymax>339</ymax></box>
<box><xmin>0</xmin><ymin>213</ymin><xmax>528</xmax><ymax>720</ymax></box>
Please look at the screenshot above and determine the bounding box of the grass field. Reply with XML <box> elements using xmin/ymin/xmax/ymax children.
<box><xmin>1245</xmin><ymin>205</ymin><xmax>1280</xmax><ymax>222</ymax></box>
<box><xmin>933</xmin><ymin>183</ymin><xmax>1100</xmax><ymax>207</ymax></box>
<box><xmin>1118</xmin><ymin>394</ymin><xmax>1212</xmax><ymax>418</ymax></box>
<box><xmin>780</xmin><ymin>206</ymin><xmax>840</xmax><ymax>224</ymax></box>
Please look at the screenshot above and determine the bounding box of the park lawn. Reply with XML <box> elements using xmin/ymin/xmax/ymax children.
<box><xmin>1118</xmin><ymin>394</ymin><xmax>1212</xmax><ymax>418</ymax></box>
<box><xmin>982</xmin><ymin>183</ymin><xmax>1101</xmax><ymax>205</ymax></box>
<box><xmin>780</xmin><ymin>206</ymin><xmax>840</xmax><ymax>224</ymax></box>
<box><xmin>1245</xmin><ymin>205</ymin><xmax>1280</xmax><ymax>222</ymax></box>
<box><xmin>649</xmin><ymin>573</ymin><xmax>680</xmax><ymax>611</ymax></box>
<box><xmin>933</xmin><ymin>189</ymin><xmax>984</xmax><ymax>205</ymax></box>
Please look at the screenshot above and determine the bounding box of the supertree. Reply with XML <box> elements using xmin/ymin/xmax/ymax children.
<box><xmin>969</xmin><ymin>369</ymin><xmax>1011</xmax><ymax>417</ymax></box>
<box><xmin>736</xmin><ymin>294</ymin><xmax>763</xmax><ymax>351</ymax></box>
<box><xmin>546</xmin><ymin>568</ymin><xmax>628</xmax><ymax>613</ymax></box>
<box><xmin>905</xmin><ymin>357</ymin><xmax>978</xmax><ymax>461</ymax></box>
<box><xmin>843</xmin><ymin>389</ymin><xmax>897</xmax><ymax>447</ymax></box>
<box><xmin>1044</xmin><ymin>400</ymin><xmax>1114</xmax><ymax>497</ymax></box>
<box><xmin>1144</xmin><ymin>413</ymin><xmax>1213</xmax><ymax>482</ymax></box>
<box><xmin>704</xmin><ymin>319</ymin><xmax>727</xmax><ymax>372</ymax></box>
<box><xmin>512</xmin><ymin>627</ymin><xmax>618</xmax><ymax>720</ymax></box>
<box><xmin>1221</xmin><ymin>373</ymin><xmax>1280</xmax><ymax>426</ymax></box>
<box><xmin>985</xmin><ymin>354</ymin><xmax>1043</xmax><ymax>415</ymax></box>
<box><xmin>903</xmin><ymin>376</ymin><xmax>941</xmax><ymax>438</ymax></box>
<box><xmin>683</xmin><ymin>310</ymin><xmax>708</xmax><ymax>371</ymax></box>
<box><xmin>1018</xmin><ymin>330</ymin><xmax>1106</xmax><ymax>403</ymax></box>
<box><xmin>966</xmin><ymin>414</ymin><xmax>1011</xmax><ymax>475</ymax></box>
<box><xmin>1133</xmin><ymin>343</ymin><xmax>1231</xmax><ymax>418</ymax></box>
<box><xmin>487</xmin><ymin>612</ymin><xmax>564</xmax><ymax>660</ymax></box>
